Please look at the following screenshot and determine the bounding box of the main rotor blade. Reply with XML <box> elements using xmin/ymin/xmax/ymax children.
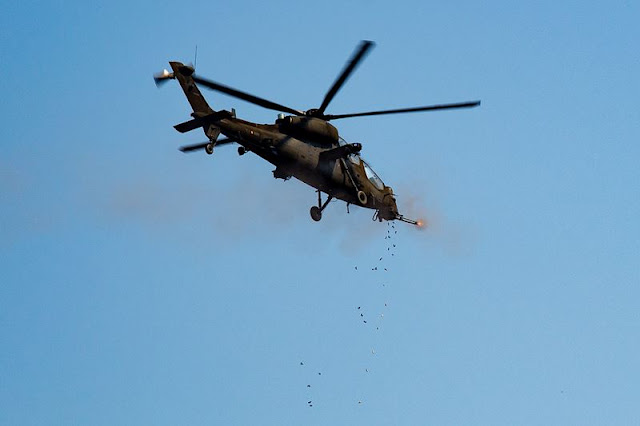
<box><xmin>192</xmin><ymin>75</ymin><xmax>304</xmax><ymax>116</ymax></box>
<box><xmin>317</xmin><ymin>40</ymin><xmax>375</xmax><ymax>115</ymax></box>
<box><xmin>179</xmin><ymin>142</ymin><xmax>210</xmax><ymax>152</ymax></box>
<box><xmin>324</xmin><ymin>100</ymin><xmax>481</xmax><ymax>120</ymax></box>
<box><xmin>179</xmin><ymin>138</ymin><xmax>235</xmax><ymax>152</ymax></box>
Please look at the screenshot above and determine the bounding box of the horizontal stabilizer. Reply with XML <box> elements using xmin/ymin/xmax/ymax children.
<box><xmin>173</xmin><ymin>110</ymin><xmax>233</xmax><ymax>133</ymax></box>
<box><xmin>174</xmin><ymin>118</ymin><xmax>203</xmax><ymax>133</ymax></box>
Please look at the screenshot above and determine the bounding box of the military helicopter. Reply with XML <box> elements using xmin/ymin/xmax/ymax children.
<box><xmin>154</xmin><ymin>41</ymin><xmax>479</xmax><ymax>225</ymax></box>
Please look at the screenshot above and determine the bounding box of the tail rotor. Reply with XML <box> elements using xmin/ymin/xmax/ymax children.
<box><xmin>153</xmin><ymin>69</ymin><xmax>174</xmax><ymax>87</ymax></box>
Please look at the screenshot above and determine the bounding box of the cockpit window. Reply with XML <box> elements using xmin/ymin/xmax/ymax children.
<box><xmin>340</xmin><ymin>137</ymin><xmax>385</xmax><ymax>190</ymax></box>
<box><xmin>363</xmin><ymin>160</ymin><xmax>385</xmax><ymax>190</ymax></box>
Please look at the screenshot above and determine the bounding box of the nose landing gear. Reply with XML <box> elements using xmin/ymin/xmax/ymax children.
<box><xmin>310</xmin><ymin>190</ymin><xmax>333</xmax><ymax>222</ymax></box>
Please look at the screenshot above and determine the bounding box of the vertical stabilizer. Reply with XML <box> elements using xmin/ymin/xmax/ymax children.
<box><xmin>169</xmin><ymin>61</ymin><xmax>214</xmax><ymax>115</ymax></box>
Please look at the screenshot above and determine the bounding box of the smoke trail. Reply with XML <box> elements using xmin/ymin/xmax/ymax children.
<box><xmin>97</xmin><ymin>164</ymin><xmax>386</xmax><ymax>253</ymax></box>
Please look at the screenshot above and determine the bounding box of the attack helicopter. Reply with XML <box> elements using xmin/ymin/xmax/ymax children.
<box><xmin>154</xmin><ymin>41</ymin><xmax>479</xmax><ymax>225</ymax></box>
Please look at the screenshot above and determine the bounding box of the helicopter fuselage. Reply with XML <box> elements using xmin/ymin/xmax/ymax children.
<box><xmin>156</xmin><ymin>40</ymin><xmax>479</xmax><ymax>225</ymax></box>
<box><xmin>211</xmin><ymin>116</ymin><xmax>399</xmax><ymax>220</ymax></box>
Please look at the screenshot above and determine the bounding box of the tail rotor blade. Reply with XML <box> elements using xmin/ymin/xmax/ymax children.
<box><xmin>153</xmin><ymin>69</ymin><xmax>174</xmax><ymax>87</ymax></box>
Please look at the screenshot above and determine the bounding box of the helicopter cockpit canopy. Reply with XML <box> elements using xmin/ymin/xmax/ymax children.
<box><xmin>363</xmin><ymin>160</ymin><xmax>385</xmax><ymax>190</ymax></box>
<box><xmin>340</xmin><ymin>137</ymin><xmax>386</xmax><ymax>190</ymax></box>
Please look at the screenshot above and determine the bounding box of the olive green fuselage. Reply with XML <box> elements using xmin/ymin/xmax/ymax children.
<box><xmin>213</xmin><ymin>117</ymin><xmax>398</xmax><ymax>220</ymax></box>
<box><xmin>168</xmin><ymin>60</ymin><xmax>399</xmax><ymax>221</ymax></box>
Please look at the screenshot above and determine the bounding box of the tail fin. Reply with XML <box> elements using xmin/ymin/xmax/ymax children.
<box><xmin>169</xmin><ymin>61</ymin><xmax>221</xmax><ymax>140</ymax></box>
<box><xmin>169</xmin><ymin>61</ymin><xmax>214</xmax><ymax>115</ymax></box>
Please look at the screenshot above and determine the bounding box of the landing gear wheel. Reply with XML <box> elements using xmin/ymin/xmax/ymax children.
<box><xmin>357</xmin><ymin>190</ymin><xmax>368</xmax><ymax>205</ymax></box>
<box><xmin>205</xmin><ymin>143</ymin><xmax>214</xmax><ymax>155</ymax></box>
<box><xmin>310</xmin><ymin>206</ymin><xmax>322</xmax><ymax>222</ymax></box>
<box><xmin>310</xmin><ymin>190</ymin><xmax>333</xmax><ymax>222</ymax></box>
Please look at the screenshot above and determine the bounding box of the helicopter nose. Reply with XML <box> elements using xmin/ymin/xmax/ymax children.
<box><xmin>384</xmin><ymin>192</ymin><xmax>397</xmax><ymax>208</ymax></box>
<box><xmin>378</xmin><ymin>193</ymin><xmax>399</xmax><ymax>220</ymax></box>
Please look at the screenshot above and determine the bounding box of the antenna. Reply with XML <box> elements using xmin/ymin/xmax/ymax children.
<box><xmin>194</xmin><ymin>45</ymin><xmax>198</xmax><ymax>70</ymax></box>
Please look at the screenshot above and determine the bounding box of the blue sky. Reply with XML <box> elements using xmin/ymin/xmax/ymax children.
<box><xmin>2</xmin><ymin>0</ymin><xmax>639</xmax><ymax>424</ymax></box>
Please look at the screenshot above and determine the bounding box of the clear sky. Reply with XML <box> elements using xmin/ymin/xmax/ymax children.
<box><xmin>1</xmin><ymin>0</ymin><xmax>639</xmax><ymax>424</ymax></box>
